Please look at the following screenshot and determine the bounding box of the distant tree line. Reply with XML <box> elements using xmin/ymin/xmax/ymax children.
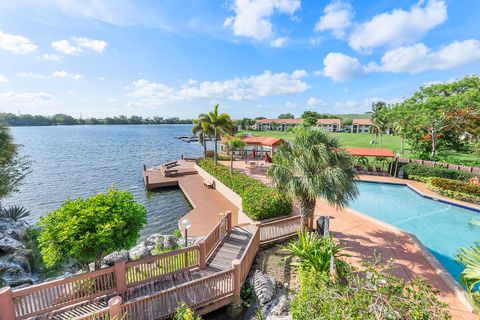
<box><xmin>0</xmin><ymin>113</ymin><xmax>193</xmax><ymax>126</ymax></box>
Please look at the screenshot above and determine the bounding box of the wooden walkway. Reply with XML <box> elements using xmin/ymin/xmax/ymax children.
<box><xmin>143</xmin><ymin>161</ymin><xmax>241</xmax><ymax>237</ymax></box>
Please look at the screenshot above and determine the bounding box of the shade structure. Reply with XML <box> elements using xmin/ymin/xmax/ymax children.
<box><xmin>345</xmin><ymin>147</ymin><xmax>395</xmax><ymax>158</ymax></box>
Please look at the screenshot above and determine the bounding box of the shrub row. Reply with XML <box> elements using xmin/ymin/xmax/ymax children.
<box><xmin>402</xmin><ymin>163</ymin><xmax>475</xmax><ymax>181</ymax></box>
<box><xmin>198</xmin><ymin>159</ymin><xmax>291</xmax><ymax>220</ymax></box>
<box><xmin>427</xmin><ymin>177</ymin><xmax>480</xmax><ymax>205</ymax></box>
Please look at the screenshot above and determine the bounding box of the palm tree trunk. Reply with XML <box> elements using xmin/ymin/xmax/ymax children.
<box><xmin>203</xmin><ymin>137</ymin><xmax>207</xmax><ymax>158</ymax></box>
<box><xmin>401</xmin><ymin>136</ymin><xmax>405</xmax><ymax>156</ymax></box>
<box><xmin>299</xmin><ymin>197</ymin><xmax>316</xmax><ymax>231</ymax></box>
<box><xmin>230</xmin><ymin>152</ymin><xmax>234</xmax><ymax>174</ymax></box>
<box><xmin>214</xmin><ymin>128</ymin><xmax>218</xmax><ymax>165</ymax></box>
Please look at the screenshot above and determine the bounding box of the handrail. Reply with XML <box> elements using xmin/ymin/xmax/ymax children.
<box><xmin>238</xmin><ymin>227</ymin><xmax>260</xmax><ymax>284</ymax></box>
<box><xmin>258</xmin><ymin>215</ymin><xmax>301</xmax><ymax>243</ymax></box>
<box><xmin>203</xmin><ymin>212</ymin><xmax>230</xmax><ymax>258</ymax></box>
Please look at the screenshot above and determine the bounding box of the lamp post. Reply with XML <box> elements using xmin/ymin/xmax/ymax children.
<box><xmin>181</xmin><ymin>218</ymin><xmax>191</xmax><ymax>247</ymax></box>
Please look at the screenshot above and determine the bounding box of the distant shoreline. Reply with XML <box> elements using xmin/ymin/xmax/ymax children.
<box><xmin>6</xmin><ymin>123</ymin><xmax>194</xmax><ymax>127</ymax></box>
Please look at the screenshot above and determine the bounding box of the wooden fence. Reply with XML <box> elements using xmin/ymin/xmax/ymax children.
<box><xmin>258</xmin><ymin>215</ymin><xmax>302</xmax><ymax>243</ymax></box>
<box><xmin>398</xmin><ymin>157</ymin><xmax>480</xmax><ymax>174</ymax></box>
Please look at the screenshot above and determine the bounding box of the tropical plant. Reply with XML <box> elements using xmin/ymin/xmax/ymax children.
<box><xmin>0</xmin><ymin>123</ymin><xmax>30</xmax><ymax>208</ymax></box>
<box><xmin>456</xmin><ymin>242</ymin><xmax>480</xmax><ymax>306</ymax></box>
<box><xmin>173</xmin><ymin>303</ymin><xmax>202</xmax><ymax>320</ymax></box>
<box><xmin>268</xmin><ymin>127</ymin><xmax>358</xmax><ymax>230</ymax></box>
<box><xmin>0</xmin><ymin>205</ymin><xmax>31</xmax><ymax>221</ymax></box>
<box><xmin>196</xmin><ymin>104</ymin><xmax>233</xmax><ymax>165</ymax></box>
<box><xmin>192</xmin><ymin>118</ymin><xmax>214</xmax><ymax>158</ymax></box>
<box><xmin>227</xmin><ymin>137</ymin><xmax>246</xmax><ymax>174</ymax></box>
<box><xmin>37</xmin><ymin>188</ymin><xmax>147</xmax><ymax>271</ymax></box>
<box><xmin>284</xmin><ymin>232</ymin><xmax>349</xmax><ymax>276</ymax></box>
<box><xmin>370</xmin><ymin>101</ymin><xmax>387</xmax><ymax>148</ymax></box>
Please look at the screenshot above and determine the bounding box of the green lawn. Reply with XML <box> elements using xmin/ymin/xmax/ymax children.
<box><xmin>239</xmin><ymin>130</ymin><xmax>404</xmax><ymax>154</ymax></box>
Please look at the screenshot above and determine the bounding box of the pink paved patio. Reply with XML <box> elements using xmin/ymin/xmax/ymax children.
<box><xmin>221</xmin><ymin>160</ymin><xmax>477</xmax><ymax>319</ymax></box>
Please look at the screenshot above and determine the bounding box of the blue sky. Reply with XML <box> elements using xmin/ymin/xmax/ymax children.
<box><xmin>0</xmin><ymin>0</ymin><xmax>479</xmax><ymax>119</ymax></box>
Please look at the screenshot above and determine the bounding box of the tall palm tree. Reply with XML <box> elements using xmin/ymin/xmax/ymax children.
<box><xmin>456</xmin><ymin>220</ymin><xmax>480</xmax><ymax>306</ymax></box>
<box><xmin>192</xmin><ymin>119</ymin><xmax>213</xmax><ymax>158</ymax></box>
<box><xmin>370</xmin><ymin>101</ymin><xmax>387</xmax><ymax>148</ymax></box>
<box><xmin>197</xmin><ymin>104</ymin><xmax>233</xmax><ymax>165</ymax></box>
<box><xmin>269</xmin><ymin>127</ymin><xmax>358</xmax><ymax>230</ymax></box>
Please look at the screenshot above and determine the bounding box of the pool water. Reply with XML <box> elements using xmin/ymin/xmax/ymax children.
<box><xmin>348</xmin><ymin>181</ymin><xmax>480</xmax><ymax>284</ymax></box>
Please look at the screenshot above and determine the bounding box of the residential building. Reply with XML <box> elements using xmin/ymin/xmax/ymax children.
<box><xmin>351</xmin><ymin>118</ymin><xmax>373</xmax><ymax>133</ymax></box>
<box><xmin>253</xmin><ymin>118</ymin><xmax>304</xmax><ymax>131</ymax></box>
<box><xmin>316</xmin><ymin>118</ymin><xmax>342</xmax><ymax>132</ymax></box>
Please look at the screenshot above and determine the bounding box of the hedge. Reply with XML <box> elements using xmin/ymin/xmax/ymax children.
<box><xmin>198</xmin><ymin>159</ymin><xmax>292</xmax><ymax>220</ymax></box>
<box><xmin>426</xmin><ymin>177</ymin><xmax>480</xmax><ymax>205</ymax></box>
<box><xmin>402</xmin><ymin>163</ymin><xmax>475</xmax><ymax>182</ymax></box>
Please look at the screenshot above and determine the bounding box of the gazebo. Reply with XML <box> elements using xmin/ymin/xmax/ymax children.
<box><xmin>344</xmin><ymin>148</ymin><xmax>395</xmax><ymax>158</ymax></box>
<box><xmin>220</xmin><ymin>136</ymin><xmax>285</xmax><ymax>160</ymax></box>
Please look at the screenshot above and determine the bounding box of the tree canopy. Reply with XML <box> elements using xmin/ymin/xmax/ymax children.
<box><xmin>37</xmin><ymin>188</ymin><xmax>147</xmax><ymax>270</ymax></box>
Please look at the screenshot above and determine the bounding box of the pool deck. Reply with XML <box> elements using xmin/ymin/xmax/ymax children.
<box><xmin>143</xmin><ymin>160</ymin><xmax>254</xmax><ymax>237</ymax></box>
<box><xmin>222</xmin><ymin>160</ymin><xmax>476</xmax><ymax>319</ymax></box>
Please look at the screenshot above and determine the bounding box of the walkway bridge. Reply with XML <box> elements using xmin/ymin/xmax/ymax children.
<box><xmin>0</xmin><ymin>211</ymin><xmax>301</xmax><ymax>320</ymax></box>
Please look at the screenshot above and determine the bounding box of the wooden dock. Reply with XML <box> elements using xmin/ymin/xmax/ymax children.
<box><xmin>143</xmin><ymin>160</ymin><xmax>198</xmax><ymax>189</ymax></box>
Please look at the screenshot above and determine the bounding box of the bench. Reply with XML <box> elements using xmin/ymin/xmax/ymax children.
<box><xmin>203</xmin><ymin>179</ymin><xmax>215</xmax><ymax>189</ymax></box>
<box><xmin>164</xmin><ymin>161</ymin><xmax>178</xmax><ymax>169</ymax></box>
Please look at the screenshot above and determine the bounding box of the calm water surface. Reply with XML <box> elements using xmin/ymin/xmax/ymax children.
<box><xmin>4</xmin><ymin>125</ymin><xmax>207</xmax><ymax>238</ymax></box>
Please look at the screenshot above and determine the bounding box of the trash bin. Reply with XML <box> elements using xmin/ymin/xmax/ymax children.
<box><xmin>316</xmin><ymin>216</ymin><xmax>330</xmax><ymax>237</ymax></box>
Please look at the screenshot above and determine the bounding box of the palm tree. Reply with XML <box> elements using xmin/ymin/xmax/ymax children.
<box><xmin>197</xmin><ymin>104</ymin><xmax>233</xmax><ymax>165</ymax></box>
<box><xmin>456</xmin><ymin>220</ymin><xmax>480</xmax><ymax>306</ymax></box>
<box><xmin>227</xmin><ymin>138</ymin><xmax>246</xmax><ymax>174</ymax></box>
<box><xmin>370</xmin><ymin>101</ymin><xmax>387</xmax><ymax>148</ymax></box>
<box><xmin>192</xmin><ymin>119</ymin><xmax>213</xmax><ymax>158</ymax></box>
<box><xmin>268</xmin><ymin>127</ymin><xmax>358</xmax><ymax>230</ymax></box>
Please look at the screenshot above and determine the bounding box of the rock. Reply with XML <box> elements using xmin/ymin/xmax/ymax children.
<box><xmin>145</xmin><ymin>234</ymin><xmax>165</xmax><ymax>251</ymax></box>
<box><xmin>163</xmin><ymin>235</ymin><xmax>177</xmax><ymax>250</ymax></box>
<box><xmin>0</xmin><ymin>236</ymin><xmax>24</xmax><ymax>253</ymax></box>
<box><xmin>0</xmin><ymin>249</ymin><xmax>33</xmax><ymax>273</ymax></box>
<box><xmin>129</xmin><ymin>241</ymin><xmax>150</xmax><ymax>260</ymax></box>
<box><xmin>250</xmin><ymin>270</ymin><xmax>275</xmax><ymax>304</ymax></box>
<box><xmin>6</xmin><ymin>277</ymin><xmax>34</xmax><ymax>288</ymax></box>
<box><xmin>102</xmin><ymin>250</ymin><xmax>129</xmax><ymax>266</ymax></box>
<box><xmin>0</xmin><ymin>218</ymin><xmax>28</xmax><ymax>241</ymax></box>
<box><xmin>270</xmin><ymin>295</ymin><xmax>290</xmax><ymax>317</ymax></box>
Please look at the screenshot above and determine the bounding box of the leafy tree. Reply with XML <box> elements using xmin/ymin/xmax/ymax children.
<box><xmin>37</xmin><ymin>188</ymin><xmax>147</xmax><ymax>270</ymax></box>
<box><xmin>269</xmin><ymin>127</ymin><xmax>358</xmax><ymax>230</ymax></box>
<box><xmin>302</xmin><ymin>117</ymin><xmax>317</xmax><ymax>127</ymax></box>
<box><xmin>227</xmin><ymin>138</ymin><xmax>246</xmax><ymax>174</ymax></box>
<box><xmin>301</xmin><ymin>111</ymin><xmax>322</xmax><ymax>120</ymax></box>
<box><xmin>278</xmin><ymin>113</ymin><xmax>295</xmax><ymax>119</ymax></box>
<box><xmin>196</xmin><ymin>104</ymin><xmax>233</xmax><ymax>165</ymax></box>
<box><xmin>0</xmin><ymin>123</ymin><xmax>29</xmax><ymax>208</ymax></box>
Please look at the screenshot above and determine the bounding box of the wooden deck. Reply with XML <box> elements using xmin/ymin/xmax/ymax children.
<box><xmin>143</xmin><ymin>161</ymin><xmax>243</xmax><ymax>237</ymax></box>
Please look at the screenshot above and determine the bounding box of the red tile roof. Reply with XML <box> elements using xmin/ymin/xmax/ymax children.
<box><xmin>316</xmin><ymin>118</ymin><xmax>341</xmax><ymax>125</ymax></box>
<box><xmin>221</xmin><ymin>136</ymin><xmax>285</xmax><ymax>147</ymax></box>
<box><xmin>345</xmin><ymin>147</ymin><xmax>395</xmax><ymax>158</ymax></box>
<box><xmin>255</xmin><ymin>118</ymin><xmax>304</xmax><ymax>125</ymax></box>
<box><xmin>352</xmin><ymin>118</ymin><xmax>373</xmax><ymax>125</ymax></box>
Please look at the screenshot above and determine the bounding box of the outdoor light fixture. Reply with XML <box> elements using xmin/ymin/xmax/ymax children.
<box><xmin>181</xmin><ymin>218</ymin><xmax>191</xmax><ymax>247</ymax></box>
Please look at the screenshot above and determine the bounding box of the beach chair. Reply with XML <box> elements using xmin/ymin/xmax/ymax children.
<box><xmin>203</xmin><ymin>179</ymin><xmax>215</xmax><ymax>189</ymax></box>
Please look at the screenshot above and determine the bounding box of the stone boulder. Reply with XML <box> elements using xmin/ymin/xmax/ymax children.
<box><xmin>102</xmin><ymin>250</ymin><xmax>129</xmax><ymax>266</ymax></box>
<box><xmin>145</xmin><ymin>234</ymin><xmax>165</xmax><ymax>251</ymax></box>
<box><xmin>0</xmin><ymin>218</ymin><xmax>28</xmax><ymax>241</ymax></box>
<box><xmin>250</xmin><ymin>270</ymin><xmax>275</xmax><ymax>304</ymax></box>
<box><xmin>128</xmin><ymin>241</ymin><xmax>150</xmax><ymax>261</ymax></box>
<box><xmin>0</xmin><ymin>236</ymin><xmax>24</xmax><ymax>254</ymax></box>
<box><xmin>0</xmin><ymin>249</ymin><xmax>34</xmax><ymax>288</ymax></box>
<box><xmin>163</xmin><ymin>235</ymin><xmax>177</xmax><ymax>250</ymax></box>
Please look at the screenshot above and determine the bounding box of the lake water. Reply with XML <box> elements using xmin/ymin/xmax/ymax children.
<box><xmin>3</xmin><ymin>125</ymin><xmax>207</xmax><ymax>238</ymax></box>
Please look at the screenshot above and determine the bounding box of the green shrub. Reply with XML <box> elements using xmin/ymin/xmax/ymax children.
<box><xmin>198</xmin><ymin>159</ymin><xmax>291</xmax><ymax>220</ymax></box>
<box><xmin>290</xmin><ymin>257</ymin><xmax>451</xmax><ymax>320</ymax></box>
<box><xmin>427</xmin><ymin>178</ymin><xmax>480</xmax><ymax>205</ymax></box>
<box><xmin>402</xmin><ymin>163</ymin><xmax>475</xmax><ymax>181</ymax></box>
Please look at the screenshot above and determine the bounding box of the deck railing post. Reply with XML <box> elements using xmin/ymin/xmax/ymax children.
<box><xmin>143</xmin><ymin>164</ymin><xmax>146</xmax><ymax>171</ymax></box>
<box><xmin>0</xmin><ymin>286</ymin><xmax>15</xmax><ymax>320</ymax></box>
<box><xmin>108</xmin><ymin>296</ymin><xmax>123</xmax><ymax>319</ymax></box>
<box><xmin>114</xmin><ymin>259</ymin><xmax>127</xmax><ymax>295</ymax></box>
<box><xmin>232</xmin><ymin>259</ymin><xmax>242</xmax><ymax>306</ymax></box>
<box><xmin>199</xmin><ymin>241</ymin><xmax>207</xmax><ymax>269</ymax></box>
<box><xmin>226</xmin><ymin>210</ymin><xmax>232</xmax><ymax>235</ymax></box>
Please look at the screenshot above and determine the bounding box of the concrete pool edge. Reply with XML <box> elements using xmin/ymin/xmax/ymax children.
<box><xmin>348</xmin><ymin>179</ymin><xmax>477</xmax><ymax>313</ymax></box>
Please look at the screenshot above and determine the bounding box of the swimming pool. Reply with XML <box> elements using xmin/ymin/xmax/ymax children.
<box><xmin>348</xmin><ymin>181</ymin><xmax>480</xmax><ymax>284</ymax></box>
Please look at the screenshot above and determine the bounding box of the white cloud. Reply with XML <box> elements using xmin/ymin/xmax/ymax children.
<box><xmin>0</xmin><ymin>75</ymin><xmax>7</xmax><ymax>83</ymax></box>
<box><xmin>348</xmin><ymin>0</ymin><xmax>447</xmax><ymax>51</ymax></box>
<box><xmin>270</xmin><ymin>37</ymin><xmax>287</xmax><ymax>48</ymax></box>
<box><xmin>40</xmin><ymin>53</ymin><xmax>61</xmax><ymax>61</ymax></box>
<box><xmin>0</xmin><ymin>30</ymin><xmax>37</xmax><ymax>54</ymax></box>
<box><xmin>285</xmin><ymin>101</ymin><xmax>298</xmax><ymax>109</ymax></box>
<box><xmin>307</xmin><ymin>97</ymin><xmax>325</xmax><ymax>107</ymax></box>
<box><xmin>224</xmin><ymin>0</ymin><xmax>300</xmax><ymax>44</ymax></box>
<box><xmin>127</xmin><ymin>70</ymin><xmax>309</xmax><ymax>108</ymax></box>
<box><xmin>334</xmin><ymin>97</ymin><xmax>403</xmax><ymax>112</ymax></box>
<box><xmin>323</xmin><ymin>52</ymin><xmax>365</xmax><ymax>82</ymax></box>
<box><xmin>369</xmin><ymin>39</ymin><xmax>480</xmax><ymax>74</ymax></box>
<box><xmin>0</xmin><ymin>91</ymin><xmax>56</xmax><ymax>107</ymax></box>
<box><xmin>52</xmin><ymin>37</ymin><xmax>107</xmax><ymax>55</ymax></box>
<box><xmin>314</xmin><ymin>1</ymin><xmax>353</xmax><ymax>38</ymax></box>
<box><xmin>16</xmin><ymin>70</ymin><xmax>84</xmax><ymax>80</ymax></box>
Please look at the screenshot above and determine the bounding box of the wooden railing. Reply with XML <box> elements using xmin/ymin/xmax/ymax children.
<box><xmin>75</xmin><ymin>307</ymin><xmax>111</xmax><ymax>320</ymax></box>
<box><xmin>9</xmin><ymin>266</ymin><xmax>116</xmax><ymax>319</ymax></box>
<box><xmin>126</xmin><ymin>246</ymin><xmax>199</xmax><ymax>287</ymax></box>
<box><xmin>120</xmin><ymin>269</ymin><xmax>234</xmax><ymax>320</ymax></box>
<box><xmin>203</xmin><ymin>211</ymin><xmax>231</xmax><ymax>258</ymax></box>
<box><xmin>239</xmin><ymin>227</ymin><xmax>260</xmax><ymax>284</ymax></box>
<box><xmin>258</xmin><ymin>215</ymin><xmax>302</xmax><ymax>243</ymax></box>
